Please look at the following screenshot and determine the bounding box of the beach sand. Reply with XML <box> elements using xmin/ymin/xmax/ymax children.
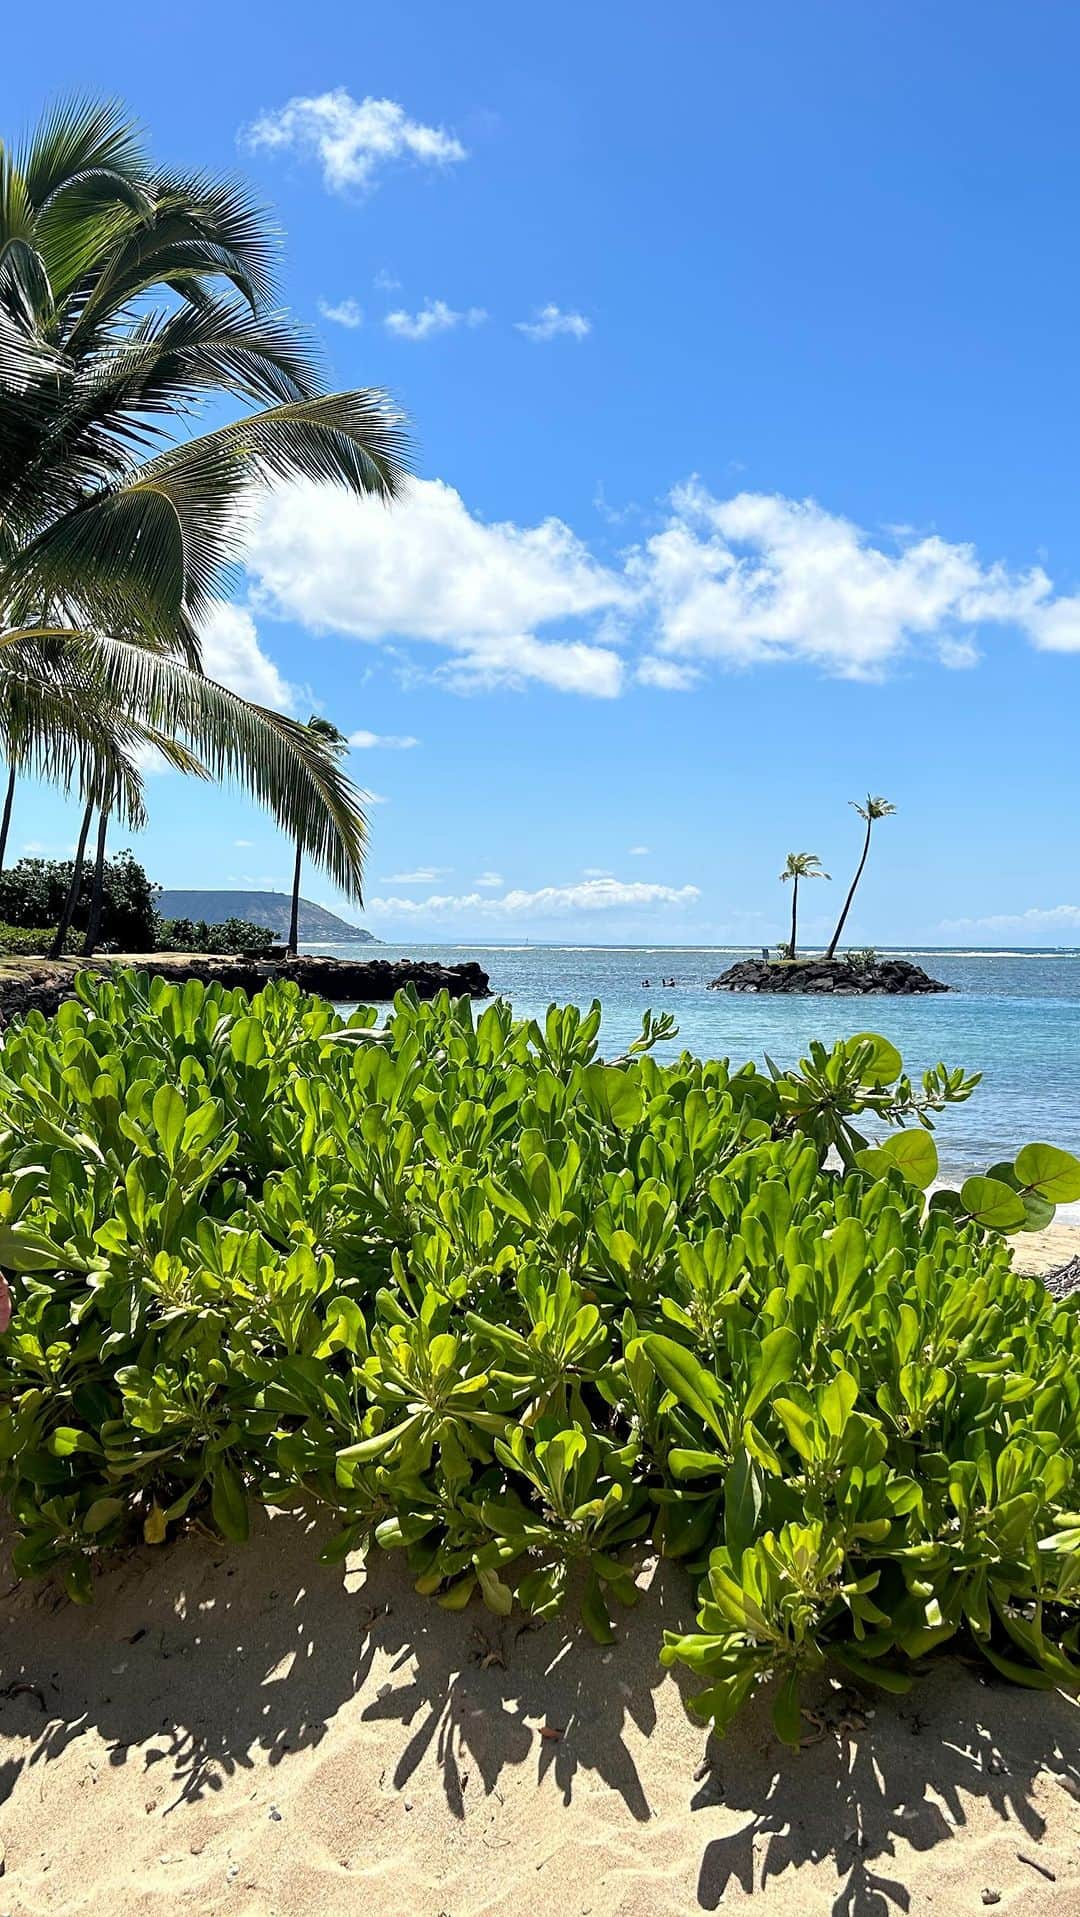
<box><xmin>3</xmin><ymin>1230</ymin><xmax>1079</xmax><ymax>1917</ymax></box>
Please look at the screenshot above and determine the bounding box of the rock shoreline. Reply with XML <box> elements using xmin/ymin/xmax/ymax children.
<box><xmin>0</xmin><ymin>953</ymin><xmax>491</xmax><ymax>1025</ymax></box>
<box><xmin>709</xmin><ymin>956</ymin><xmax>948</xmax><ymax>996</ymax></box>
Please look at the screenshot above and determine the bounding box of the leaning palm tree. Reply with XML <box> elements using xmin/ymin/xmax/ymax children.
<box><xmin>286</xmin><ymin>717</ymin><xmax>350</xmax><ymax>956</ymax></box>
<box><xmin>824</xmin><ymin>796</ymin><xmax>896</xmax><ymax>959</ymax></box>
<box><xmin>0</xmin><ymin>98</ymin><xmax>409</xmax><ymax>901</ymax></box>
<box><xmin>779</xmin><ymin>852</ymin><xmax>829</xmax><ymax>961</ymax></box>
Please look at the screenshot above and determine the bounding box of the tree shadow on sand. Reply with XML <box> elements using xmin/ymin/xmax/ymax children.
<box><xmin>2</xmin><ymin>1507</ymin><xmax>1079</xmax><ymax>1913</ymax></box>
<box><xmin>689</xmin><ymin>1660</ymin><xmax>1080</xmax><ymax>1916</ymax></box>
<box><xmin>0</xmin><ymin>1507</ymin><xmax>682</xmax><ymax>1822</ymax></box>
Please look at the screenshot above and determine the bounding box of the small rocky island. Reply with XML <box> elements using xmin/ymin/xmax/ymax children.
<box><xmin>709</xmin><ymin>956</ymin><xmax>948</xmax><ymax>996</ymax></box>
<box><xmin>0</xmin><ymin>953</ymin><xmax>491</xmax><ymax>1025</ymax></box>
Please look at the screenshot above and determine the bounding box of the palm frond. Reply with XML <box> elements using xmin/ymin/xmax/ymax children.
<box><xmin>6</xmin><ymin>389</ymin><xmax>410</xmax><ymax>636</ymax></box>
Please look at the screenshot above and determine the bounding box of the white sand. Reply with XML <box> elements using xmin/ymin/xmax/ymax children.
<box><xmin>2</xmin><ymin>1499</ymin><xmax>1079</xmax><ymax>1917</ymax></box>
<box><xmin>3</xmin><ymin>1229</ymin><xmax>1079</xmax><ymax>1915</ymax></box>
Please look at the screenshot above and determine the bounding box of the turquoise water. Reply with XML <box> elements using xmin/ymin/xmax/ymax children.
<box><xmin>301</xmin><ymin>943</ymin><xmax>1080</xmax><ymax>1181</ymax></box>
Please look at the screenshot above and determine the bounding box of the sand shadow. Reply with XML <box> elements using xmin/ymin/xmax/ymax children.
<box><xmin>690</xmin><ymin>1660</ymin><xmax>1080</xmax><ymax>1916</ymax></box>
<box><xmin>0</xmin><ymin>1508</ymin><xmax>683</xmax><ymax>1823</ymax></box>
<box><xmin>3</xmin><ymin>1507</ymin><xmax>1078</xmax><ymax>1911</ymax></box>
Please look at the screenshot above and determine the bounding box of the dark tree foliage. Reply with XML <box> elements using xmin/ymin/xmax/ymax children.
<box><xmin>0</xmin><ymin>852</ymin><xmax>158</xmax><ymax>950</ymax></box>
<box><xmin>155</xmin><ymin>917</ymin><xmax>278</xmax><ymax>956</ymax></box>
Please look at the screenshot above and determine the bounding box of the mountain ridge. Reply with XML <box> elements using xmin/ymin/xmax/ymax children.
<box><xmin>156</xmin><ymin>890</ymin><xmax>376</xmax><ymax>943</ymax></box>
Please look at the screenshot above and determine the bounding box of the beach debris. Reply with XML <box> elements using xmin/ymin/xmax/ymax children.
<box><xmin>268</xmin><ymin>1805</ymin><xmax>282</xmax><ymax>1822</ymax></box>
<box><xmin>376</xmin><ymin>1682</ymin><xmax>393</xmax><ymax>1699</ymax></box>
<box><xmin>539</xmin><ymin>1725</ymin><xmax>564</xmax><ymax>1742</ymax></box>
<box><xmin>1052</xmin><ymin>1771</ymin><xmax>1080</xmax><ymax>1802</ymax></box>
<box><xmin>980</xmin><ymin>1891</ymin><xmax>1001</xmax><ymax>1906</ymax></box>
<box><xmin>469</xmin><ymin>1626</ymin><xmax>507</xmax><ymax>1669</ymax></box>
<box><xmin>1017</xmin><ymin>1851</ymin><xmax>1057</xmax><ymax>1882</ymax></box>
<box><xmin>798</xmin><ymin>1697</ymin><xmax>867</xmax><ymax>1746</ymax></box>
<box><xmin>225</xmin><ymin>1860</ymin><xmax>240</xmax><ymax>1882</ymax></box>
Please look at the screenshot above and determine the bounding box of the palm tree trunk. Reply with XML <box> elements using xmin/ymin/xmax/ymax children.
<box><xmin>286</xmin><ymin>839</ymin><xmax>302</xmax><ymax>956</ymax></box>
<box><xmin>82</xmin><ymin>807</ymin><xmax>109</xmax><ymax>956</ymax></box>
<box><xmin>825</xmin><ymin>819</ymin><xmax>873</xmax><ymax>960</ymax></box>
<box><xmin>0</xmin><ymin>764</ymin><xmax>15</xmax><ymax>870</ymax></box>
<box><xmin>50</xmin><ymin>800</ymin><xmax>94</xmax><ymax>958</ymax></box>
<box><xmin>789</xmin><ymin>875</ymin><xmax>799</xmax><ymax>960</ymax></box>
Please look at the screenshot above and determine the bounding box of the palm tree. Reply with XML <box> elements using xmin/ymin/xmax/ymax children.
<box><xmin>824</xmin><ymin>796</ymin><xmax>896</xmax><ymax>959</ymax></box>
<box><xmin>50</xmin><ymin>715</ymin><xmax>208</xmax><ymax>958</ymax></box>
<box><xmin>779</xmin><ymin>852</ymin><xmax>829</xmax><ymax>960</ymax></box>
<box><xmin>286</xmin><ymin>717</ymin><xmax>350</xmax><ymax>956</ymax></box>
<box><xmin>0</xmin><ymin>98</ymin><xmax>410</xmax><ymax>904</ymax></box>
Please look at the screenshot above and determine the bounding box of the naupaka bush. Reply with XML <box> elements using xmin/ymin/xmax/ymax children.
<box><xmin>1</xmin><ymin>972</ymin><xmax>1079</xmax><ymax>1743</ymax></box>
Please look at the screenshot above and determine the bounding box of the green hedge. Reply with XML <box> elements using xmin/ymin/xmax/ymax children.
<box><xmin>1</xmin><ymin>974</ymin><xmax>1078</xmax><ymax>1744</ymax></box>
<box><xmin>0</xmin><ymin>924</ymin><xmax>55</xmax><ymax>955</ymax></box>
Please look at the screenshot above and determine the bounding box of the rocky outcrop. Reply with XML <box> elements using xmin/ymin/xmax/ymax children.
<box><xmin>0</xmin><ymin>953</ymin><xmax>490</xmax><ymax>1025</ymax></box>
<box><xmin>708</xmin><ymin>956</ymin><xmax>948</xmax><ymax>996</ymax></box>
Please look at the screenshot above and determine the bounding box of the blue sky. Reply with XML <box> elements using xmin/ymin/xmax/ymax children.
<box><xmin>6</xmin><ymin>1</ymin><xmax>1080</xmax><ymax>945</ymax></box>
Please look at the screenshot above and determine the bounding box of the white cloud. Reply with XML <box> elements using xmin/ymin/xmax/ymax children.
<box><xmin>364</xmin><ymin>791</ymin><xmax>390</xmax><ymax>805</ymax></box>
<box><xmin>246</xmin><ymin>476</ymin><xmax>629</xmax><ymax>696</ymax></box>
<box><xmin>199</xmin><ymin>602</ymin><xmax>296</xmax><ymax>708</ymax></box>
<box><xmin>318</xmin><ymin>297</ymin><xmax>363</xmax><ymax>328</ymax></box>
<box><xmin>236</xmin><ymin>475</ymin><xmax>1080</xmax><ymax>701</ymax></box>
<box><xmin>242</xmin><ymin>90</ymin><xmax>465</xmax><ymax>194</ymax></box>
<box><xmin>234</xmin><ymin>839</ymin><xmax>254</xmax><ymax>848</ymax></box>
<box><xmin>374</xmin><ymin>268</ymin><xmax>402</xmax><ymax>292</ymax></box>
<box><xmin>384</xmin><ymin>299</ymin><xmax>486</xmax><ymax>340</ymax></box>
<box><xmin>1024</xmin><ymin>598</ymin><xmax>1080</xmax><ymax>652</ymax></box>
<box><xmin>941</xmin><ymin>905</ymin><xmax>1080</xmax><ymax>934</ymax></box>
<box><xmin>636</xmin><ymin>656</ymin><xmax>700</xmax><ymax>690</ymax></box>
<box><xmin>628</xmin><ymin>845</ymin><xmax>650</xmax><ymax>856</ymax></box>
<box><xmin>638</xmin><ymin>483</ymin><xmax>1055</xmax><ymax>680</ymax></box>
<box><xmin>516</xmin><ymin>304</ymin><xmax>591</xmax><ymax>342</ymax></box>
<box><xmin>381</xmin><ymin>867</ymin><xmax>452</xmax><ymax>884</ymax></box>
<box><xmin>475</xmin><ymin>871</ymin><xmax>504</xmax><ymax>888</ymax></box>
<box><xmin>367</xmin><ymin>877</ymin><xmax>701</xmax><ymax>919</ymax></box>
<box><xmin>348</xmin><ymin>729</ymin><xmax>419</xmax><ymax>749</ymax></box>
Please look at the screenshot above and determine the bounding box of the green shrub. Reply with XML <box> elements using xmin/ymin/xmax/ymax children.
<box><xmin>154</xmin><ymin>916</ymin><xmax>279</xmax><ymax>956</ymax></box>
<box><xmin>0</xmin><ymin>851</ymin><xmax>158</xmax><ymax>949</ymax></box>
<box><xmin>0</xmin><ymin>924</ymin><xmax>56</xmax><ymax>955</ymax></box>
<box><xmin>0</xmin><ymin>975</ymin><xmax>1078</xmax><ymax>1745</ymax></box>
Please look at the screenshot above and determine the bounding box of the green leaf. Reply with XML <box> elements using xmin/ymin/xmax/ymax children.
<box><xmin>1013</xmin><ymin>1142</ymin><xmax>1080</xmax><ymax>1204</ymax></box>
<box><xmin>849</xmin><ymin>1033</ymin><xmax>903</xmax><ymax>1086</ymax></box>
<box><xmin>771</xmin><ymin>1668</ymin><xmax>803</xmax><ymax>1746</ymax></box>
<box><xmin>230</xmin><ymin>1015</ymin><xmax>267</xmax><ymax>1067</ymax></box>
<box><xmin>959</xmin><ymin>1176</ymin><xmax>1028</xmax><ymax>1232</ymax></box>
<box><xmin>743</xmin><ymin>1327</ymin><xmax>800</xmax><ymax>1421</ymax></box>
<box><xmin>580</xmin><ymin>1064</ymin><xmax>643</xmax><ymax>1131</ymax></box>
<box><xmin>83</xmin><ymin>1496</ymin><xmax>125</xmax><ymax>1534</ymax></box>
<box><xmin>723</xmin><ymin>1448</ymin><xmax>763</xmax><ymax>1560</ymax></box>
<box><xmin>211</xmin><ymin>1460</ymin><xmax>249</xmax><ymax>1542</ymax></box>
<box><xmin>642</xmin><ymin>1334</ymin><xmax>725</xmax><ymax>1438</ymax></box>
<box><xmin>151</xmin><ymin>1083</ymin><xmax>186</xmax><ymax>1163</ymax></box>
<box><xmin>861</xmin><ymin>1129</ymin><xmax>938</xmax><ymax>1190</ymax></box>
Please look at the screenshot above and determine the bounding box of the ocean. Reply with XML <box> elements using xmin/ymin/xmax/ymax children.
<box><xmin>301</xmin><ymin>943</ymin><xmax>1080</xmax><ymax>1183</ymax></box>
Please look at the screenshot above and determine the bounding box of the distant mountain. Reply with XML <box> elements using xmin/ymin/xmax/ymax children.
<box><xmin>156</xmin><ymin>890</ymin><xmax>376</xmax><ymax>943</ymax></box>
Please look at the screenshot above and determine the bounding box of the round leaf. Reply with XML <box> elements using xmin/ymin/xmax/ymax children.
<box><xmin>1013</xmin><ymin>1142</ymin><xmax>1080</xmax><ymax>1205</ymax></box>
<box><xmin>960</xmin><ymin>1175</ymin><xmax>1028</xmax><ymax>1233</ymax></box>
<box><xmin>849</xmin><ymin>1033</ymin><xmax>903</xmax><ymax>1087</ymax></box>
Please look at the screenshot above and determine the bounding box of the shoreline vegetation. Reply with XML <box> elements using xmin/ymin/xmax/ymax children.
<box><xmin>2</xmin><ymin>977</ymin><xmax>1080</xmax><ymax>1915</ymax></box>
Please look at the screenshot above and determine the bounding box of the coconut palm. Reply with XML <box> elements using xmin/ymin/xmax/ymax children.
<box><xmin>779</xmin><ymin>852</ymin><xmax>829</xmax><ymax>960</ymax></box>
<box><xmin>285</xmin><ymin>717</ymin><xmax>350</xmax><ymax>956</ymax></box>
<box><xmin>824</xmin><ymin>796</ymin><xmax>896</xmax><ymax>959</ymax></box>
<box><xmin>0</xmin><ymin>98</ymin><xmax>410</xmax><ymax>902</ymax></box>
